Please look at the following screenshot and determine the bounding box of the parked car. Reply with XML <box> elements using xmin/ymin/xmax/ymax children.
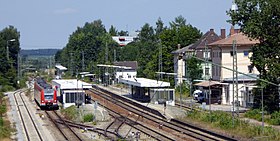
<box><xmin>193</xmin><ymin>90</ymin><xmax>203</xmax><ymax>101</ymax></box>
<box><xmin>193</xmin><ymin>89</ymin><xmax>221</xmax><ymax>104</ymax></box>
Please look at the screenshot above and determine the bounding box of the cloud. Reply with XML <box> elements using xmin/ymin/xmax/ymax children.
<box><xmin>53</xmin><ymin>8</ymin><xmax>78</xmax><ymax>14</ymax></box>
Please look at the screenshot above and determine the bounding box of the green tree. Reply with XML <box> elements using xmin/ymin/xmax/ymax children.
<box><xmin>155</xmin><ymin>17</ymin><xmax>166</xmax><ymax>36</ymax></box>
<box><xmin>0</xmin><ymin>26</ymin><xmax>20</xmax><ymax>90</ymax></box>
<box><xmin>118</xmin><ymin>30</ymin><xmax>129</xmax><ymax>36</ymax></box>
<box><xmin>57</xmin><ymin>20</ymin><xmax>118</xmax><ymax>76</ymax></box>
<box><xmin>109</xmin><ymin>25</ymin><xmax>118</xmax><ymax>36</ymax></box>
<box><xmin>228</xmin><ymin>0</ymin><xmax>280</xmax><ymax>112</ymax></box>
<box><xmin>186</xmin><ymin>57</ymin><xmax>203</xmax><ymax>82</ymax></box>
<box><xmin>160</xmin><ymin>16</ymin><xmax>202</xmax><ymax>77</ymax></box>
<box><xmin>137</xmin><ymin>23</ymin><xmax>157</xmax><ymax>77</ymax></box>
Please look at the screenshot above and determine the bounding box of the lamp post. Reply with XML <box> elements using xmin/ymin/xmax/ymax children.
<box><xmin>6</xmin><ymin>39</ymin><xmax>16</xmax><ymax>64</ymax></box>
<box><xmin>209</xmin><ymin>78</ymin><xmax>211</xmax><ymax>111</ymax></box>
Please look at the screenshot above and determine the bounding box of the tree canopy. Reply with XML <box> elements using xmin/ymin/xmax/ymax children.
<box><xmin>56</xmin><ymin>20</ymin><xmax>118</xmax><ymax>76</ymax></box>
<box><xmin>228</xmin><ymin>0</ymin><xmax>280</xmax><ymax>112</ymax></box>
<box><xmin>0</xmin><ymin>26</ymin><xmax>21</xmax><ymax>90</ymax></box>
<box><xmin>57</xmin><ymin>16</ymin><xmax>203</xmax><ymax>87</ymax></box>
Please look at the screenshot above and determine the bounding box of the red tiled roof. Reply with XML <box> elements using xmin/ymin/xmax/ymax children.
<box><xmin>208</xmin><ymin>33</ymin><xmax>259</xmax><ymax>46</ymax></box>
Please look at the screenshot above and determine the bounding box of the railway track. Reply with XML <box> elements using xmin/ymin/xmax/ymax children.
<box><xmin>99</xmin><ymin>101</ymin><xmax>176</xmax><ymax>141</ymax></box>
<box><xmin>13</xmin><ymin>89</ymin><xmax>43</xmax><ymax>141</ymax></box>
<box><xmin>58</xmin><ymin>119</ymin><xmax>118</xmax><ymax>140</ymax></box>
<box><xmin>88</xmin><ymin>87</ymin><xmax>186</xmax><ymax>140</ymax></box>
<box><xmin>45</xmin><ymin>110</ymin><xmax>83</xmax><ymax>141</ymax></box>
<box><xmin>175</xmin><ymin>102</ymin><xmax>197</xmax><ymax>111</ymax></box>
<box><xmin>89</xmin><ymin>85</ymin><xmax>237</xmax><ymax>141</ymax></box>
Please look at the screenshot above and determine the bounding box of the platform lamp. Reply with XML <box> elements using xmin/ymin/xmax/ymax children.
<box><xmin>7</xmin><ymin>39</ymin><xmax>16</xmax><ymax>66</ymax></box>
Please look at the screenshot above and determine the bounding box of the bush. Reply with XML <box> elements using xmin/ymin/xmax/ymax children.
<box><xmin>244</xmin><ymin>109</ymin><xmax>262</xmax><ymax>121</ymax></box>
<box><xmin>0</xmin><ymin>117</ymin><xmax>13</xmax><ymax>139</ymax></box>
<box><xmin>83</xmin><ymin>114</ymin><xmax>94</xmax><ymax>122</ymax></box>
<box><xmin>0</xmin><ymin>105</ymin><xmax>6</xmax><ymax>116</ymax></box>
<box><xmin>61</xmin><ymin>105</ymin><xmax>77</xmax><ymax>120</ymax></box>
<box><xmin>184</xmin><ymin>110</ymin><xmax>280</xmax><ymax>140</ymax></box>
<box><xmin>0</xmin><ymin>85</ymin><xmax>15</xmax><ymax>92</ymax></box>
<box><xmin>0</xmin><ymin>118</ymin><xmax>3</xmax><ymax>126</ymax></box>
<box><xmin>268</xmin><ymin>111</ymin><xmax>280</xmax><ymax>125</ymax></box>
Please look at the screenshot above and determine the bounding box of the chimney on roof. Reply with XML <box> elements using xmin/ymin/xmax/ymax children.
<box><xmin>177</xmin><ymin>44</ymin><xmax>181</xmax><ymax>49</ymax></box>
<box><xmin>220</xmin><ymin>29</ymin><xmax>226</xmax><ymax>39</ymax></box>
<box><xmin>210</xmin><ymin>29</ymin><xmax>214</xmax><ymax>32</ymax></box>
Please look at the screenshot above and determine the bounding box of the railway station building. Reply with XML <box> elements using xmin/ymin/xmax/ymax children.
<box><xmin>52</xmin><ymin>79</ymin><xmax>92</xmax><ymax>108</ymax></box>
<box><xmin>119</xmin><ymin>78</ymin><xmax>175</xmax><ymax>106</ymax></box>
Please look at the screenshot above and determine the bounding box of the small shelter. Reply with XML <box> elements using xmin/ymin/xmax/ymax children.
<box><xmin>120</xmin><ymin>78</ymin><xmax>175</xmax><ymax>106</ymax></box>
<box><xmin>52</xmin><ymin>79</ymin><xmax>92</xmax><ymax>108</ymax></box>
<box><xmin>55</xmin><ymin>64</ymin><xmax>67</xmax><ymax>79</ymax></box>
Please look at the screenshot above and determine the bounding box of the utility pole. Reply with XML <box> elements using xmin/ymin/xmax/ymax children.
<box><xmin>105</xmin><ymin>42</ymin><xmax>109</xmax><ymax>86</ymax></box>
<box><xmin>114</xmin><ymin>49</ymin><xmax>116</xmax><ymax>62</ymax></box>
<box><xmin>6</xmin><ymin>39</ymin><xmax>15</xmax><ymax>68</ymax></box>
<box><xmin>82</xmin><ymin>51</ymin><xmax>85</xmax><ymax>71</ymax></box>
<box><xmin>158</xmin><ymin>40</ymin><xmax>163</xmax><ymax>80</ymax></box>
<box><xmin>232</xmin><ymin>39</ymin><xmax>239</xmax><ymax>117</ymax></box>
<box><xmin>70</xmin><ymin>52</ymin><xmax>73</xmax><ymax>76</ymax></box>
<box><xmin>277</xmin><ymin>78</ymin><xmax>280</xmax><ymax>109</ymax></box>
<box><xmin>17</xmin><ymin>53</ymin><xmax>20</xmax><ymax>84</ymax></box>
<box><xmin>204</xmin><ymin>41</ymin><xmax>211</xmax><ymax>111</ymax></box>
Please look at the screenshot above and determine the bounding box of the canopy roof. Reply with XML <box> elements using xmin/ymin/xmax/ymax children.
<box><xmin>120</xmin><ymin>78</ymin><xmax>170</xmax><ymax>88</ymax></box>
<box><xmin>55</xmin><ymin>64</ymin><xmax>67</xmax><ymax>71</ymax></box>
<box><xmin>194</xmin><ymin>80</ymin><xmax>228</xmax><ymax>87</ymax></box>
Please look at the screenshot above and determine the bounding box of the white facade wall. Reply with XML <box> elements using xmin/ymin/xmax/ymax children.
<box><xmin>220</xmin><ymin>46</ymin><xmax>258</xmax><ymax>80</ymax></box>
<box><xmin>174</xmin><ymin>55</ymin><xmax>185</xmax><ymax>85</ymax></box>
<box><xmin>212</xmin><ymin>45</ymin><xmax>259</xmax><ymax>107</ymax></box>
<box><xmin>115</xmin><ymin>70</ymin><xmax>137</xmax><ymax>81</ymax></box>
<box><xmin>221</xmin><ymin>83</ymin><xmax>255</xmax><ymax>107</ymax></box>
<box><xmin>201</xmin><ymin>62</ymin><xmax>212</xmax><ymax>80</ymax></box>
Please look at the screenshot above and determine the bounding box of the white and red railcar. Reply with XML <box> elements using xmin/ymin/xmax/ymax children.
<box><xmin>34</xmin><ymin>78</ymin><xmax>58</xmax><ymax>109</ymax></box>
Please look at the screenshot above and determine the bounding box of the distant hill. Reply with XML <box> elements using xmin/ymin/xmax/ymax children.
<box><xmin>21</xmin><ymin>49</ymin><xmax>60</xmax><ymax>56</ymax></box>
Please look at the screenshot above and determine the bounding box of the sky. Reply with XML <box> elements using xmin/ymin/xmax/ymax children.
<box><xmin>0</xmin><ymin>0</ymin><xmax>233</xmax><ymax>50</ymax></box>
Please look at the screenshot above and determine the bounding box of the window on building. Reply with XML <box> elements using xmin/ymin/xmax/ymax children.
<box><xmin>244</xmin><ymin>51</ymin><xmax>249</xmax><ymax>56</ymax></box>
<box><xmin>205</xmin><ymin>68</ymin><xmax>210</xmax><ymax>76</ymax></box>
<box><xmin>203</xmin><ymin>51</ymin><xmax>211</xmax><ymax>59</ymax></box>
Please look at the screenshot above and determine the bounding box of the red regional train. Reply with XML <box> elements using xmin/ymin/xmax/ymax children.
<box><xmin>34</xmin><ymin>78</ymin><xmax>58</xmax><ymax>110</ymax></box>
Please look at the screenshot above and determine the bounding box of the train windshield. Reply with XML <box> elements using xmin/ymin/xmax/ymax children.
<box><xmin>45</xmin><ymin>94</ymin><xmax>54</xmax><ymax>99</ymax></box>
<box><xmin>44</xmin><ymin>89</ymin><xmax>54</xmax><ymax>100</ymax></box>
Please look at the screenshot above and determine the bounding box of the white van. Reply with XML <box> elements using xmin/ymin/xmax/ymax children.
<box><xmin>193</xmin><ymin>90</ymin><xmax>203</xmax><ymax>101</ymax></box>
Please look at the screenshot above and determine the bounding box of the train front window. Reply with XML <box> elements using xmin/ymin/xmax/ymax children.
<box><xmin>45</xmin><ymin>94</ymin><xmax>53</xmax><ymax>99</ymax></box>
<box><xmin>45</xmin><ymin>95</ymin><xmax>53</xmax><ymax>99</ymax></box>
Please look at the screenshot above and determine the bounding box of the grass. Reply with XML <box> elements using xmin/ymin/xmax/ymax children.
<box><xmin>0</xmin><ymin>118</ymin><xmax>14</xmax><ymax>139</ymax></box>
<box><xmin>0</xmin><ymin>94</ymin><xmax>15</xmax><ymax>140</ymax></box>
<box><xmin>182</xmin><ymin>110</ymin><xmax>280</xmax><ymax>140</ymax></box>
<box><xmin>60</xmin><ymin>105</ymin><xmax>78</xmax><ymax>120</ymax></box>
<box><xmin>83</xmin><ymin>113</ymin><xmax>94</xmax><ymax>122</ymax></box>
<box><xmin>245</xmin><ymin>109</ymin><xmax>280</xmax><ymax>125</ymax></box>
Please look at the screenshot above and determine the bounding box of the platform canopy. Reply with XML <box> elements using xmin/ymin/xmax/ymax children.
<box><xmin>120</xmin><ymin>78</ymin><xmax>170</xmax><ymax>88</ymax></box>
<box><xmin>52</xmin><ymin>79</ymin><xmax>92</xmax><ymax>89</ymax></box>
<box><xmin>55</xmin><ymin>64</ymin><xmax>67</xmax><ymax>71</ymax></box>
<box><xmin>97</xmin><ymin>64</ymin><xmax>131</xmax><ymax>69</ymax></box>
<box><xmin>194</xmin><ymin>80</ymin><xmax>228</xmax><ymax>87</ymax></box>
